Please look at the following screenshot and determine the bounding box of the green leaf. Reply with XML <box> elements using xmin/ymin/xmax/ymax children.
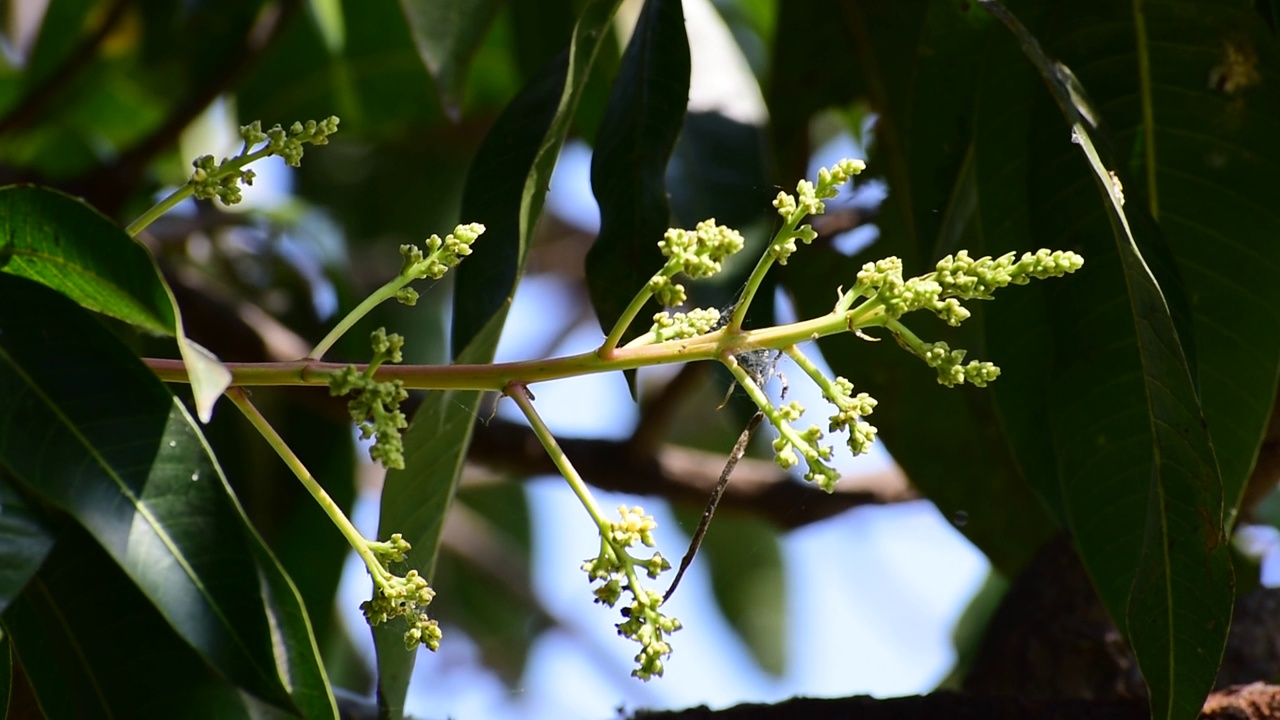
<box><xmin>676</xmin><ymin>508</ymin><xmax>786</xmax><ymax>675</ymax></box>
<box><xmin>586</xmin><ymin>0</ymin><xmax>690</xmax><ymax>344</ymax></box>
<box><xmin>0</xmin><ymin>274</ymin><xmax>336</xmax><ymax>718</ymax></box>
<box><xmin>398</xmin><ymin>0</ymin><xmax>503</xmax><ymax>116</ymax></box>
<box><xmin>3</xmin><ymin>524</ymin><xmax>255</xmax><ymax>720</ymax></box>
<box><xmin>0</xmin><ymin>185</ymin><xmax>229</xmax><ymax>422</ymax></box>
<box><xmin>979</xmin><ymin>3</ymin><xmax>1237</xmax><ymax>718</ymax></box>
<box><xmin>0</xmin><ymin>186</ymin><xmax>174</xmax><ymax>334</ymax></box>
<box><xmin>0</xmin><ymin>478</ymin><xmax>55</xmax><ymax>616</ymax></box>
<box><xmin>375</xmin><ymin>2</ymin><xmax>624</xmax><ymax>713</ymax></box>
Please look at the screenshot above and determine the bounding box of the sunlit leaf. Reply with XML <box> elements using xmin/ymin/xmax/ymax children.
<box><xmin>0</xmin><ymin>185</ymin><xmax>229</xmax><ymax>421</ymax></box>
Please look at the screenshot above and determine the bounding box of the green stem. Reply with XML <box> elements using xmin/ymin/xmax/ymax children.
<box><xmin>726</xmin><ymin>211</ymin><xmax>803</xmax><ymax>331</ymax></box>
<box><xmin>721</xmin><ymin>354</ymin><xmax>812</xmax><ymax>459</ymax></box>
<box><xmin>226</xmin><ymin>387</ymin><xmax>391</xmax><ymax>586</ymax></box>
<box><xmin>599</xmin><ymin>258</ymin><xmax>681</xmax><ymax>357</ymax></box>
<box><xmin>783</xmin><ymin>344</ymin><xmax>833</xmax><ymax>393</ymax></box>
<box><xmin>125</xmin><ymin>145</ymin><xmax>275</xmax><ymax>238</ymax></box>
<box><xmin>504</xmin><ymin>382</ymin><xmax>610</xmax><ymax>531</ymax></box>
<box><xmin>148</xmin><ymin>307</ymin><xmax>868</xmax><ymax>390</ymax></box>
<box><xmin>126</xmin><ymin>185</ymin><xmax>194</xmax><ymax>237</ymax></box>
<box><xmin>885</xmin><ymin>317</ymin><xmax>925</xmax><ymax>353</ymax></box>
<box><xmin>309</xmin><ymin>274</ymin><xmax>410</xmax><ymax>360</ymax></box>
<box><xmin>599</xmin><ymin>288</ymin><xmax>656</xmax><ymax>357</ymax></box>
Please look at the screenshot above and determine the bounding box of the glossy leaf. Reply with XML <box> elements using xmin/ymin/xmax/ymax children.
<box><xmin>981</xmin><ymin>3</ymin><xmax>1237</xmax><ymax>718</ymax></box>
<box><xmin>0</xmin><ymin>186</ymin><xmax>174</xmax><ymax>334</ymax></box>
<box><xmin>587</xmin><ymin>0</ymin><xmax>690</xmax><ymax>343</ymax></box>
<box><xmin>450</xmin><ymin>0</ymin><xmax>625</xmax><ymax>357</ymax></box>
<box><xmin>0</xmin><ymin>185</ymin><xmax>229</xmax><ymax>421</ymax></box>
<box><xmin>3</xmin><ymin>524</ymin><xmax>254</xmax><ymax>720</ymax></box>
<box><xmin>0</xmin><ymin>275</ymin><xmax>336</xmax><ymax>718</ymax></box>
<box><xmin>399</xmin><ymin>0</ymin><xmax>503</xmax><ymax>115</ymax></box>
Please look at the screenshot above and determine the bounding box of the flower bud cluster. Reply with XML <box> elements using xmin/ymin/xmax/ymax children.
<box><xmin>394</xmin><ymin>223</ymin><xmax>486</xmax><ymax>305</ymax></box>
<box><xmin>826</xmin><ymin>376</ymin><xmax>879</xmax><ymax>456</ymax></box>
<box><xmin>329</xmin><ymin>328</ymin><xmax>409</xmax><ymax>469</ymax></box>
<box><xmin>768</xmin><ymin>404</ymin><xmax>841</xmax><ymax>492</ymax></box>
<box><xmin>581</xmin><ymin>506</ymin><xmax>680</xmax><ymax>680</ymax></box>
<box><xmin>648</xmin><ymin>220</ymin><xmax>745</xmax><ymax>306</ymax></box>
<box><xmin>768</xmin><ymin>159</ymin><xmax>866</xmax><ymax>264</ymax></box>
<box><xmin>917</xmin><ymin>341</ymin><xmax>1002</xmax><ymax>388</ymax></box>
<box><xmin>359</xmin><ymin>534</ymin><xmax>441</xmax><ymax>651</ymax></box>
<box><xmin>190</xmin><ymin>117</ymin><xmax>340</xmax><ymax>205</ymax></box>
<box><xmin>240</xmin><ymin>116</ymin><xmax>340</xmax><ymax>167</ymax></box>
<box><xmin>851</xmin><ymin>249</ymin><xmax>1085</xmax><ymax>327</ymax></box>
<box><xmin>932</xmin><ymin>249</ymin><xmax>1084</xmax><ymax>301</ymax></box>
<box><xmin>648</xmin><ymin>308</ymin><xmax>722</xmax><ymax>342</ymax></box>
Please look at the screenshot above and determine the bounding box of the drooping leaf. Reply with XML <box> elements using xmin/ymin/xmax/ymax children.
<box><xmin>374</xmin><ymin>1</ymin><xmax>625</xmax><ymax>714</ymax></box>
<box><xmin>0</xmin><ymin>185</ymin><xmax>229</xmax><ymax>421</ymax></box>
<box><xmin>398</xmin><ymin>0</ymin><xmax>503</xmax><ymax>116</ymax></box>
<box><xmin>3</xmin><ymin>523</ymin><xmax>254</xmax><ymax>720</ymax></box>
<box><xmin>980</xmin><ymin>4</ymin><xmax>1237</xmax><ymax>718</ymax></box>
<box><xmin>587</xmin><ymin>0</ymin><xmax>690</xmax><ymax>345</ymax></box>
<box><xmin>0</xmin><ymin>274</ymin><xmax>336</xmax><ymax>718</ymax></box>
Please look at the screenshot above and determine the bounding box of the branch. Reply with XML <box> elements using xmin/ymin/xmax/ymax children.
<box><xmin>629</xmin><ymin>692</ymin><xmax>1146</xmax><ymax>720</ymax></box>
<box><xmin>468</xmin><ymin>417</ymin><xmax>916</xmax><ymax>529</ymax></box>
<box><xmin>626</xmin><ymin>685</ymin><xmax>1280</xmax><ymax>720</ymax></box>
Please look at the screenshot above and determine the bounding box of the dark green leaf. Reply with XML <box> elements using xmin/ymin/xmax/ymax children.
<box><xmin>0</xmin><ymin>478</ymin><xmax>55</xmax><ymax>615</ymax></box>
<box><xmin>767</xmin><ymin>0</ymin><xmax>860</xmax><ymax>180</ymax></box>
<box><xmin>20</xmin><ymin>0</ymin><xmax>98</xmax><ymax>91</ymax></box>
<box><xmin>980</xmin><ymin>3</ymin><xmax>1237</xmax><ymax>718</ymax></box>
<box><xmin>398</xmin><ymin>0</ymin><xmax>503</xmax><ymax>115</ymax></box>
<box><xmin>3</xmin><ymin>524</ymin><xmax>253</xmax><ymax>720</ymax></box>
<box><xmin>237</xmin><ymin>0</ymin><xmax>446</xmax><ymax>137</ymax></box>
<box><xmin>0</xmin><ymin>275</ymin><xmax>336</xmax><ymax>718</ymax></box>
<box><xmin>587</xmin><ymin>0</ymin><xmax>690</xmax><ymax>344</ymax></box>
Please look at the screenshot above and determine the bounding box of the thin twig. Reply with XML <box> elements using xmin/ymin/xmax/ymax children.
<box><xmin>664</xmin><ymin>411</ymin><xmax>763</xmax><ymax>602</ymax></box>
